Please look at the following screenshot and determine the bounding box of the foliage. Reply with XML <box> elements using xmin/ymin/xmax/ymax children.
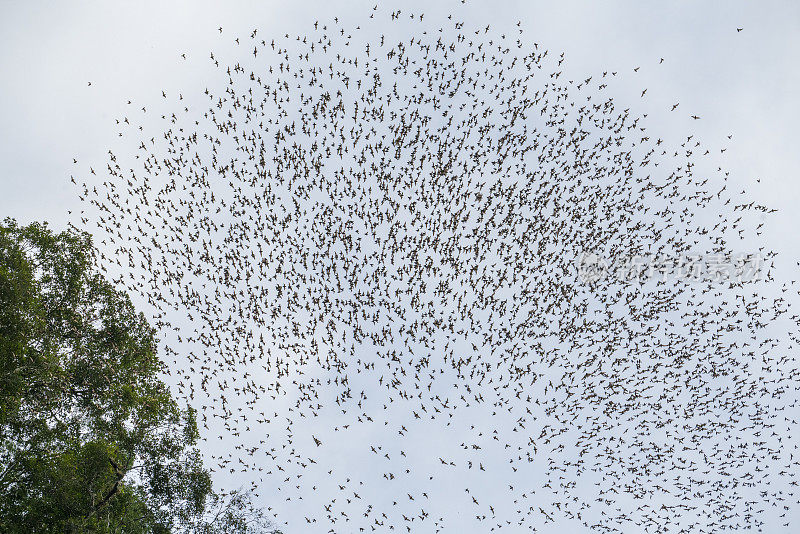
<box><xmin>0</xmin><ymin>219</ymin><xmax>275</xmax><ymax>533</ymax></box>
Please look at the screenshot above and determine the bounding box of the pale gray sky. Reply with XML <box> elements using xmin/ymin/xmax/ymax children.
<box><xmin>3</xmin><ymin>1</ymin><xmax>799</xmax><ymax>253</ymax></box>
<box><xmin>2</xmin><ymin>1</ymin><xmax>800</xmax><ymax>533</ymax></box>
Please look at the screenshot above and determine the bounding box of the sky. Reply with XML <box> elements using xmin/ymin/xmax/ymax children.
<box><xmin>2</xmin><ymin>1</ymin><xmax>800</xmax><ymax>533</ymax></box>
<box><xmin>2</xmin><ymin>0</ymin><xmax>799</xmax><ymax>259</ymax></box>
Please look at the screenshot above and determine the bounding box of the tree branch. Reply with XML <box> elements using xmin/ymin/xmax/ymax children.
<box><xmin>85</xmin><ymin>458</ymin><xmax>126</xmax><ymax>521</ymax></box>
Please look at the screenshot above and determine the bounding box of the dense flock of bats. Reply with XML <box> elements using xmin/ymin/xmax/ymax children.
<box><xmin>72</xmin><ymin>4</ymin><xmax>800</xmax><ymax>533</ymax></box>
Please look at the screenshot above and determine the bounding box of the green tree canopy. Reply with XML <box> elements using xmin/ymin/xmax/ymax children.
<box><xmin>0</xmin><ymin>219</ymin><xmax>276</xmax><ymax>533</ymax></box>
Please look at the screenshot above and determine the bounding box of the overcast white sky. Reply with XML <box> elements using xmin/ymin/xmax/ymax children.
<box><xmin>2</xmin><ymin>1</ymin><xmax>800</xmax><ymax>532</ymax></box>
<box><xmin>2</xmin><ymin>1</ymin><xmax>799</xmax><ymax>254</ymax></box>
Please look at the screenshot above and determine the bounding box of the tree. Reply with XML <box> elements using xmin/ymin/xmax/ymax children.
<box><xmin>0</xmin><ymin>219</ymin><xmax>275</xmax><ymax>533</ymax></box>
